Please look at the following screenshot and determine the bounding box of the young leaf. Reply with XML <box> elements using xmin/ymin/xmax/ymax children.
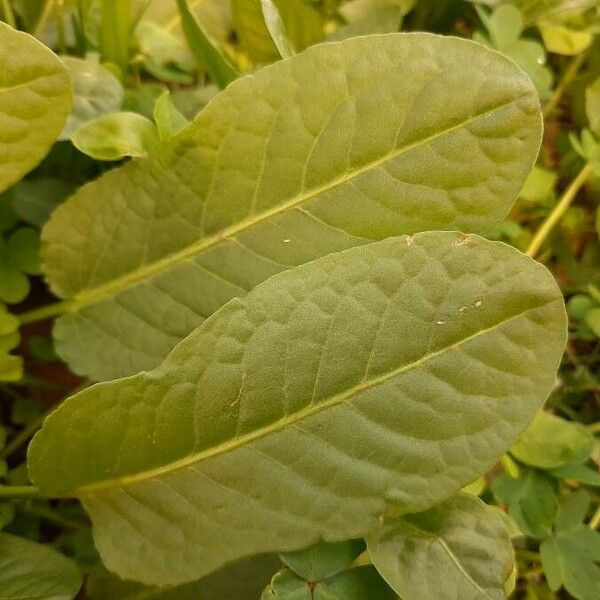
<box><xmin>71</xmin><ymin>112</ymin><xmax>160</xmax><ymax>161</ymax></box>
<box><xmin>280</xmin><ymin>539</ymin><xmax>365</xmax><ymax>581</ymax></box>
<box><xmin>176</xmin><ymin>0</ymin><xmax>239</xmax><ymax>89</ymax></box>
<box><xmin>153</xmin><ymin>91</ymin><xmax>189</xmax><ymax>140</ymax></box>
<box><xmin>492</xmin><ymin>469</ymin><xmax>558</xmax><ymax>537</ymax></box>
<box><xmin>41</xmin><ymin>33</ymin><xmax>544</xmax><ymax>381</ymax></box>
<box><xmin>0</xmin><ymin>22</ymin><xmax>72</xmax><ymax>193</ymax></box>
<box><xmin>28</xmin><ymin>232</ymin><xmax>566</xmax><ymax>585</ymax></box>
<box><xmin>510</xmin><ymin>410</ymin><xmax>594</xmax><ymax>469</ymax></box>
<box><xmin>88</xmin><ymin>554</ymin><xmax>281</xmax><ymax>599</ymax></box>
<box><xmin>366</xmin><ymin>493</ymin><xmax>516</xmax><ymax>600</ymax></box>
<box><xmin>0</xmin><ymin>531</ymin><xmax>82</xmax><ymax>600</ymax></box>
<box><xmin>59</xmin><ymin>56</ymin><xmax>124</xmax><ymax>140</ymax></box>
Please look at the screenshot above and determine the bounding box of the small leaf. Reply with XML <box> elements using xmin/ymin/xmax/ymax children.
<box><xmin>549</xmin><ymin>462</ymin><xmax>600</xmax><ymax>486</ymax></box>
<box><xmin>153</xmin><ymin>91</ymin><xmax>189</xmax><ymax>141</ymax></box>
<box><xmin>540</xmin><ymin>23</ymin><xmax>592</xmax><ymax>55</ymax></box>
<box><xmin>28</xmin><ymin>232</ymin><xmax>566</xmax><ymax>585</ymax></box>
<box><xmin>584</xmin><ymin>307</ymin><xmax>600</xmax><ymax>337</ymax></box>
<box><xmin>6</xmin><ymin>227</ymin><xmax>41</xmax><ymax>275</ymax></box>
<box><xmin>367</xmin><ymin>493</ymin><xmax>515</xmax><ymax>600</ymax></box>
<box><xmin>176</xmin><ymin>0</ymin><xmax>239</xmax><ymax>89</ymax></box>
<box><xmin>553</xmin><ymin>490</ymin><xmax>590</xmax><ymax>532</ymax></box>
<box><xmin>71</xmin><ymin>112</ymin><xmax>160</xmax><ymax>161</ymax></box>
<box><xmin>0</xmin><ymin>22</ymin><xmax>72</xmax><ymax>193</ymax></box>
<box><xmin>492</xmin><ymin>469</ymin><xmax>558</xmax><ymax>537</ymax></box>
<box><xmin>59</xmin><ymin>56</ymin><xmax>124</xmax><ymax>140</ymax></box>
<box><xmin>262</xmin><ymin>569</ymin><xmax>312</xmax><ymax>599</ymax></box>
<box><xmin>567</xmin><ymin>294</ymin><xmax>595</xmax><ymax>320</ymax></box>
<box><xmin>0</xmin><ymin>531</ymin><xmax>82</xmax><ymax>600</ymax></box>
<box><xmin>9</xmin><ymin>178</ymin><xmax>74</xmax><ymax>227</ymax></box>
<box><xmin>510</xmin><ymin>411</ymin><xmax>594</xmax><ymax>469</ymax></box>
<box><xmin>280</xmin><ymin>539</ymin><xmax>365</xmax><ymax>581</ymax></box>
<box><xmin>586</xmin><ymin>77</ymin><xmax>600</xmax><ymax>136</ymax></box>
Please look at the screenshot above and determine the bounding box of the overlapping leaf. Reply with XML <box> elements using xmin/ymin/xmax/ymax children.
<box><xmin>0</xmin><ymin>22</ymin><xmax>72</xmax><ymax>193</ymax></box>
<box><xmin>41</xmin><ymin>33</ymin><xmax>543</xmax><ymax>380</ymax></box>
<box><xmin>29</xmin><ymin>232</ymin><xmax>566</xmax><ymax>585</ymax></box>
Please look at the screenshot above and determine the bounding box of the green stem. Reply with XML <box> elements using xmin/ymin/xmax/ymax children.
<box><xmin>101</xmin><ymin>0</ymin><xmax>131</xmax><ymax>78</ymax></box>
<box><xmin>526</xmin><ymin>163</ymin><xmax>593</xmax><ymax>258</ymax></box>
<box><xmin>19</xmin><ymin>504</ymin><xmax>87</xmax><ymax>530</ymax></box>
<box><xmin>0</xmin><ymin>413</ymin><xmax>47</xmax><ymax>460</ymax></box>
<box><xmin>34</xmin><ymin>0</ymin><xmax>56</xmax><ymax>38</ymax></box>
<box><xmin>543</xmin><ymin>51</ymin><xmax>587</xmax><ymax>120</ymax></box>
<box><xmin>0</xmin><ymin>486</ymin><xmax>46</xmax><ymax>499</ymax></box>
<box><xmin>2</xmin><ymin>0</ymin><xmax>15</xmax><ymax>27</ymax></box>
<box><xmin>18</xmin><ymin>299</ymin><xmax>75</xmax><ymax>326</ymax></box>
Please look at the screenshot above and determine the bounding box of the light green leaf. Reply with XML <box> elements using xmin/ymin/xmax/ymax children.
<box><xmin>41</xmin><ymin>33</ymin><xmax>544</xmax><ymax>381</ymax></box>
<box><xmin>71</xmin><ymin>112</ymin><xmax>160</xmax><ymax>161</ymax></box>
<box><xmin>584</xmin><ymin>307</ymin><xmax>600</xmax><ymax>337</ymax></box>
<box><xmin>492</xmin><ymin>469</ymin><xmax>558</xmax><ymax>537</ymax></box>
<box><xmin>280</xmin><ymin>539</ymin><xmax>365</xmax><ymax>581</ymax></box>
<box><xmin>232</xmin><ymin>0</ymin><xmax>324</xmax><ymax>63</ymax></box>
<box><xmin>586</xmin><ymin>77</ymin><xmax>600</xmax><ymax>136</ymax></box>
<box><xmin>260</xmin><ymin>0</ymin><xmax>294</xmax><ymax>58</ymax></box>
<box><xmin>510</xmin><ymin>411</ymin><xmax>594</xmax><ymax>469</ymax></box>
<box><xmin>88</xmin><ymin>554</ymin><xmax>280</xmax><ymax>599</ymax></box>
<box><xmin>0</xmin><ymin>22</ymin><xmax>72</xmax><ymax>193</ymax></box>
<box><xmin>176</xmin><ymin>0</ymin><xmax>239</xmax><ymax>89</ymax></box>
<box><xmin>29</xmin><ymin>232</ymin><xmax>566</xmax><ymax>585</ymax></box>
<box><xmin>0</xmin><ymin>531</ymin><xmax>82</xmax><ymax>600</ymax></box>
<box><xmin>540</xmin><ymin>23</ymin><xmax>592</xmax><ymax>54</ymax></box>
<box><xmin>59</xmin><ymin>56</ymin><xmax>124</xmax><ymax>140</ymax></box>
<box><xmin>262</xmin><ymin>569</ymin><xmax>312</xmax><ymax>599</ymax></box>
<box><xmin>153</xmin><ymin>91</ymin><xmax>189</xmax><ymax>140</ymax></box>
<box><xmin>367</xmin><ymin>493</ymin><xmax>515</xmax><ymax>600</ymax></box>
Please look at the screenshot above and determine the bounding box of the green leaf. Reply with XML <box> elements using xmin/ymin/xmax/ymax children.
<box><xmin>153</xmin><ymin>91</ymin><xmax>189</xmax><ymax>141</ymax></box>
<box><xmin>232</xmin><ymin>0</ymin><xmax>324</xmax><ymax>63</ymax></box>
<box><xmin>510</xmin><ymin>411</ymin><xmax>594</xmax><ymax>469</ymax></box>
<box><xmin>334</xmin><ymin>0</ymin><xmax>416</xmax><ymax>40</ymax></box>
<box><xmin>567</xmin><ymin>293</ymin><xmax>595</xmax><ymax>320</ymax></box>
<box><xmin>280</xmin><ymin>539</ymin><xmax>365</xmax><ymax>581</ymax></box>
<box><xmin>29</xmin><ymin>232</ymin><xmax>566</xmax><ymax>585</ymax></box>
<box><xmin>8</xmin><ymin>178</ymin><xmax>74</xmax><ymax>227</ymax></box>
<box><xmin>540</xmin><ymin>495</ymin><xmax>600</xmax><ymax>600</ymax></box>
<box><xmin>0</xmin><ymin>531</ymin><xmax>82</xmax><ymax>600</ymax></box>
<box><xmin>176</xmin><ymin>0</ymin><xmax>239</xmax><ymax>89</ymax></box>
<box><xmin>548</xmin><ymin>462</ymin><xmax>600</xmax><ymax>486</ymax></box>
<box><xmin>6</xmin><ymin>227</ymin><xmax>41</xmax><ymax>275</ymax></box>
<box><xmin>262</xmin><ymin>566</ymin><xmax>396</xmax><ymax>599</ymax></box>
<box><xmin>88</xmin><ymin>554</ymin><xmax>281</xmax><ymax>599</ymax></box>
<box><xmin>586</xmin><ymin>77</ymin><xmax>600</xmax><ymax>136</ymax></box>
<box><xmin>71</xmin><ymin>112</ymin><xmax>160</xmax><ymax>161</ymax></box>
<box><xmin>59</xmin><ymin>56</ymin><xmax>124</xmax><ymax>140</ymax></box>
<box><xmin>540</xmin><ymin>23</ymin><xmax>592</xmax><ymax>55</ymax></box>
<box><xmin>0</xmin><ymin>22</ymin><xmax>72</xmax><ymax>193</ymax></box>
<box><xmin>367</xmin><ymin>493</ymin><xmax>515</xmax><ymax>600</ymax></box>
<box><xmin>260</xmin><ymin>0</ymin><xmax>294</xmax><ymax>58</ymax></box>
<box><xmin>584</xmin><ymin>307</ymin><xmax>600</xmax><ymax>337</ymax></box>
<box><xmin>492</xmin><ymin>469</ymin><xmax>558</xmax><ymax>537</ymax></box>
<box><xmin>41</xmin><ymin>33</ymin><xmax>544</xmax><ymax>381</ymax></box>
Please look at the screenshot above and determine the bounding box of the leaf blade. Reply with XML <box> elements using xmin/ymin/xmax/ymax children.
<box><xmin>29</xmin><ymin>232</ymin><xmax>566</xmax><ymax>585</ymax></box>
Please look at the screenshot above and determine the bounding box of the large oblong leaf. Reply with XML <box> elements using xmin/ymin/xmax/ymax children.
<box><xmin>29</xmin><ymin>232</ymin><xmax>566</xmax><ymax>585</ymax></box>
<box><xmin>366</xmin><ymin>493</ymin><xmax>515</xmax><ymax>600</ymax></box>
<box><xmin>41</xmin><ymin>33</ymin><xmax>543</xmax><ymax>381</ymax></box>
<box><xmin>0</xmin><ymin>532</ymin><xmax>82</xmax><ymax>600</ymax></box>
<box><xmin>0</xmin><ymin>23</ymin><xmax>72</xmax><ymax>193</ymax></box>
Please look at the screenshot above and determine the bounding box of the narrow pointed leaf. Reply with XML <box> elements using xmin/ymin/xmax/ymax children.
<box><xmin>367</xmin><ymin>493</ymin><xmax>516</xmax><ymax>600</ymax></box>
<box><xmin>0</xmin><ymin>531</ymin><xmax>82</xmax><ymax>600</ymax></box>
<box><xmin>176</xmin><ymin>0</ymin><xmax>239</xmax><ymax>88</ymax></box>
<box><xmin>41</xmin><ymin>34</ymin><xmax>543</xmax><ymax>381</ymax></box>
<box><xmin>29</xmin><ymin>232</ymin><xmax>566</xmax><ymax>585</ymax></box>
<box><xmin>261</xmin><ymin>0</ymin><xmax>294</xmax><ymax>58</ymax></box>
<box><xmin>0</xmin><ymin>22</ymin><xmax>72</xmax><ymax>193</ymax></box>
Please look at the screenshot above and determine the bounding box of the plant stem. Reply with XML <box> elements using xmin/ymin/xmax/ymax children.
<box><xmin>0</xmin><ymin>413</ymin><xmax>47</xmax><ymax>460</ymax></box>
<box><xmin>526</xmin><ymin>163</ymin><xmax>593</xmax><ymax>258</ymax></box>
<box><xmin>100</xmin><ymin>0</ymin><xmax>131</xmax><ymax>78</ymax></box>
<box><xmin>0</xmin><ymin>485</ymin><xmax>46</xmax><ymax>499</ymax></box>
<box><xmin>543</xmin><ymin>52</ymin><xmax>587</xmax><ymax>120</ymax></box>
<box><xmin>34</xmin><ymin>0</ymin><xmax>56</xmax><ymax>38</ymax></box>
<box><xmin>19</xmin><ymin>504</ymin><xmax>87</xmax><ymax>530</ymax></box>
<box><xmin>1</xmin><ymin>0</ymin><xmax>16</xmax><ymax>27</ymax></box>
<box><xmin>18</xmin><ymin>299</ymin><xmax>74</xmax><ymax>325</ymax></box>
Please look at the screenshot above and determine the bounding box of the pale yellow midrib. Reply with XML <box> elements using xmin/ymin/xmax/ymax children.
<box><xmin>77</xmin><ymin>301</ymin><xmax>553</xmax><ymax>495</ymax></box>
<box><xmin>69</xmin><ymin>96</ymin><xmax>526</xmax><ymax>311</ymax></box>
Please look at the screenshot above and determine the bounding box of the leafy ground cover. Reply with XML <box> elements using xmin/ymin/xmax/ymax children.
<box><xmin>0</xmin><ymin>1</ymin><xmax>599</xmax><ymax>599</ymax></box>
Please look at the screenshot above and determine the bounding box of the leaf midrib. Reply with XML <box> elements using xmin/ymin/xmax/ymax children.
<box><xmin>76</xmin><ymin>300</ymin><xmax>553</xmax><ymax>495</ymax></box>
<box><xmin>67</xmin><ymin>95</ymin><xmax>527</xmax><ymax>311</ymax></box>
